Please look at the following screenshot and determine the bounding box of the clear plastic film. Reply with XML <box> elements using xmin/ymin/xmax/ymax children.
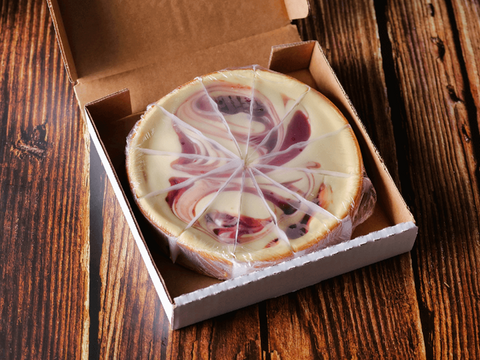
<box><xmin>125</xmin><ymin>66</ymin><xmax>376</xmax><ymax>280</ymax></box>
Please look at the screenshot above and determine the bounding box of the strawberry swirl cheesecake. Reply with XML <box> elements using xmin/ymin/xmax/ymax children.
<box><xmin>125</xmin><ymin>66</ymin><xmax>376</xmax><ymax>279</ymax></box>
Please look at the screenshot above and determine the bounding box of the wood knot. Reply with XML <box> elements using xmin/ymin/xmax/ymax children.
<box><xmin>446</xmin><ymin>85</ymin><xmax>462</xmax><ymax>103</ymax></box>
<box><xmin>428</xmin><ymin>3</ymin><xmax>435</xmax><ymax>16</ymax></box>
<box><xmin>430</xmin><ymin>37</ymin><xmax>445</xmax><ymax>60</ymax></box>
<box><xmin>461</xmin><ymin>124</ymin><xmax>471</xmax><ymax>143</ymax></box>
<box><xmin>13</xmin><ymin>123</ymin><xmax>48</xmax><ymax>160</ymax></box>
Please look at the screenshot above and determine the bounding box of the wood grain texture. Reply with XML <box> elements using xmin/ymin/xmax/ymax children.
<box><xmin>166</xmin><ymin>306</ymin><xmax>262</xmax><ymax>359</ymax></box>
<box><xmin>265</xmin><ymin>256</ymin><xmax>423</xmax><ymax>359</ymax></box>
<box><xmin>450</xmin><ymin>0</ymin><xmax>480</xmax><ymax>219</ymax></box>
<box><xmin>0</xmin><ymin>0</ymin><xmax>89</xmax><ymax>359</ymax></box>
<box><xmin>450</xmin><ymin>0</ymin><xmax>480</xmax><ymax>136</ymax></box>
<box><xmin>3</xmin><ymin>0</ymin><xmax>480</xmax><ymax>359</ymax></box>
<box><xmin>384</xmin><ymin>0</ymin><xmax>480</xmax><ymax>358</ymax></box>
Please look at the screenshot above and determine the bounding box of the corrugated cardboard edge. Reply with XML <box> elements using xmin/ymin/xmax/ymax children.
<box><xmin>171</xmin><ymin>222</ymin><xmax>417</xmax><ymax>329</ymax></box>
<box><xmin>46</xmin><ymin>0</ymin><xmax>77</xmax><ymax>83</ymax></box>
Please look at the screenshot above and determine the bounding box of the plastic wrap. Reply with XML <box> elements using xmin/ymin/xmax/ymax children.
<box><xmin>125</xmin><ymin>66</ymin><xmax>376</xmax><ymax>280</ymax></box>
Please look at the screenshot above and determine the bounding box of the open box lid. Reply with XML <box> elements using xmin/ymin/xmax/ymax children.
<box><xmin>47</xmin><ymin>0</ymin><xmax>309</xmax><ymax>111</ymax></box>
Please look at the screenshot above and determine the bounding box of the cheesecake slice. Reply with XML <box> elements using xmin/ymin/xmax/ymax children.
<box><xmin>126</xmin><ymin>66</ymin><xmax>375</xmax><ymax>279</ymax></box>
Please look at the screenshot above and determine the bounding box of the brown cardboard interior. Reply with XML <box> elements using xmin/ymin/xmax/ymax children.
<box><xmin>75</xmin><ymin>25</ymin><xmax>302</xmax><ymax>112</ymax></box>
<box><xmin>54</xmin><ymin>0</ymin><xmax>291</xmax><ymax>80</ymax></box>
<box><xmin>86</xmin><ymin>40</ymin><xmax>412</xmax><ymax>299</ymax></box>
<box><xmin>49</xmin><ymin>0</ymin><xmax>308</xmax><ymax>112</ymax></box>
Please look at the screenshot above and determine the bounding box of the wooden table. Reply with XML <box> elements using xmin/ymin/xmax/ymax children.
<box><xmin>1</xmin><ymin>0</ymin><xmax>479</xmax><ymax>358</ymax></box>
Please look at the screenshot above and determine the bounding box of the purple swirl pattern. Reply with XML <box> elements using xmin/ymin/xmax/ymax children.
<box><xmin>126</xmin><ymin>67</ymin><xmax>373</xmax><ymax>279</ymax></box>
<box><xmin>138</xmin><ymin>72</ymin><xmax>352</xmax><ymax>247</ymax></box>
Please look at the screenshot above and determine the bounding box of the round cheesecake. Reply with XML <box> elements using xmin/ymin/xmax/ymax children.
<box><xmin>126</xmin><ymin>66</ymin><xmax>370</xmax><ymax>279</ymax></box>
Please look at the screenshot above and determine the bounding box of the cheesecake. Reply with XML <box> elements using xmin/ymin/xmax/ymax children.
<box><xmin>125</xmin><ymin>66</ymin><xmax>374</xmax><ymax>279</ymax></box>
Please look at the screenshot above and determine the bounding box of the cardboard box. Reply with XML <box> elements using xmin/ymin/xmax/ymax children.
<box><xmin>48</xmin><ymin>0</ymin><xmax>417</xmax><ymax>329</ymax></box>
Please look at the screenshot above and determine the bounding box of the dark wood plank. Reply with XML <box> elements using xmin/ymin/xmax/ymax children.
<box><xmin>166</xmin><ymin>306</ymin><xmax>262</xmax><ymax>359</ymax></box>
<box><xmin>450</xmin><ymin>0</ymin><xmax>480</xmax><ymax>216</ymax></box>
<box><xmin>260</xmin><ymin>1</ymin><xmax>426</xmax><ymax>358</ymax></box>
<box><xmin>384</xmin><ymin>0</ymin><xmax>480</xmax><ymax>358</ymax></box>
<box><xmin>265</xmin><ymin>256</ymin><xmax>424</xmax><ymax>359</ymax></box>
<box><xmin>451</xmin><ymin>0</ymin><xmax>480</xmax><ymax>135</ymax></box>
<box><xmin>7</xmin><ymin>0</ymin><xmax>476</xmax><ymax>358</ymax></box>
<box><xmin>0</xmin><ymin>0</ymin><xmax>89</xmax><ymax>358</ymax></box>
<box><xmin>90</xmin><ymin>156</ymin><xmax>169</xmax><ymax>359</ymax></box>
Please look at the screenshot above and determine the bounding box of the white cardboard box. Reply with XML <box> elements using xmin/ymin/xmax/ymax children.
<box><xmin>48</xmin><ymin>0</ymin><xmax>417</xmax><ymax>329</ymax></box>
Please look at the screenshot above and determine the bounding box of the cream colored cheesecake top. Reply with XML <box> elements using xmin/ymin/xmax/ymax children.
<box><xmin>126</xmin><ymin>67</ymin><xmax>363</xmax><ymax>270</ymax></box>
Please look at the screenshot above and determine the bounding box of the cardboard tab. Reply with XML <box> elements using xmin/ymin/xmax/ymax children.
<box><xmin>269</xmin><ymin>40</ymin><xmax>316</xmax><ymax>73</ymax></box>
<box><xmin>284</xmin><ymin>0</ymin><xmax>310</xmax><ymax>20</ymax></box>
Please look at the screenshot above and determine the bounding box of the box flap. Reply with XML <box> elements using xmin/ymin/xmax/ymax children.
<box><xmin>77</xmin><ymin>25</ymin><xmax>301</xmax><ymax>112</ymax></box>
<box><xmin>49</xmin><ymin>0</ymin><xmax>307</xmax><ymax>84</ymax></box>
